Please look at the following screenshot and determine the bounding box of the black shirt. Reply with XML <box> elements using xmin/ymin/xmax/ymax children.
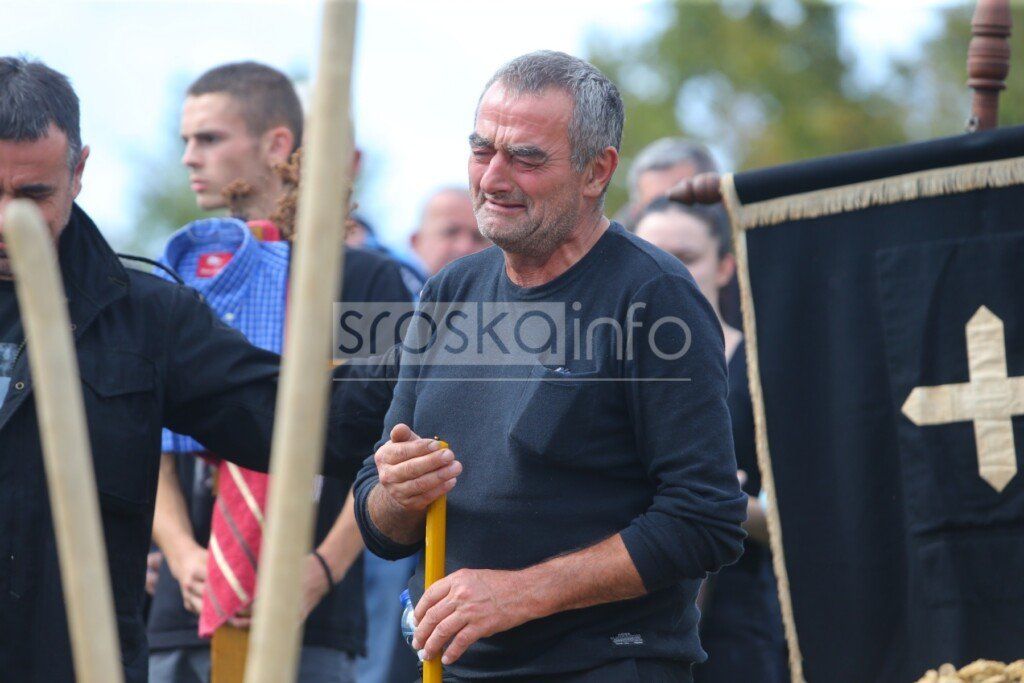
<box><xmin>698</xmin><ymin>341</ymin><xmax>787</xmax><ymax>647</ymax></box>
<box><xmin>0</xmin><ymin>280</ymin><xmax>23</xmax><ymax>405</ymax></box>
<box><xmin>354</xmin><ymin>223</ymin><xmax>747</xmax><ymax>678</ymax></box>
<box><xmin>147</xmin><ymin>246</ymin><xmax>411</xmax><ymax>655</ymax></box>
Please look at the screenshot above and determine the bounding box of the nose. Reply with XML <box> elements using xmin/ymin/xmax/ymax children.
<box><xmin>181</xmin><ymin>140</ymin><xmax>200</xmax><ymax>168</ymax></box>
<box><xmin>478</xmin><ymin>151</ymin><xmax>513</xmax><ymax>196</ymax></box>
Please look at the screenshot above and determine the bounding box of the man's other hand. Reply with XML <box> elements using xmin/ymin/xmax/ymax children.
<box><xmin>412</xmin><ymin>568</ymin><xmax>532</xmax><ymax>665</ymax></box>
<box><xmin>168</xmin><ymin>543</ymin><xmax>208</xmax><ymax>615</ymax></box>
<box><xmin>375</xmin><ymin>424</ymin><xmax>460</xmax><ymax>513</ymax></box>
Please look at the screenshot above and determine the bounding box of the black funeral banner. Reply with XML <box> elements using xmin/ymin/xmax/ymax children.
<box><xmin>729</xmin><ymin>124</ymin><xmax>1024</xmax><ymax>683</ymax></box>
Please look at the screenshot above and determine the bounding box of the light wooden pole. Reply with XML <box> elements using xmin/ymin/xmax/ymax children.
<box><xmin>423</xmin><ymin>441</ymin><xmax>449</xmax><ymax>683</ymax></box>
<box><xmin>3</xmin><ymin>200</ymin><xmax>123</xmax><ymax>683</ymax></box>
<box><xmin>243</xmin><ymin>1</ymin><xmax>357</xmax><ymax>682</ymax></box>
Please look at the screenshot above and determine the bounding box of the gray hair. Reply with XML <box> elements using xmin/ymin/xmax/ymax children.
<box><xmin>0</xmin><ymin>56</ymin><xmax>83</xmax><ymax>171</ymax></box>
<box><xmin>480</xmin><ymin>50</ymin><xmax>624</xmax><ymax>175</ymax></box>
<box><xmin>627</xmin><ymin>138</ymin><xmax>717</xmax><ymax>201</ymax></box>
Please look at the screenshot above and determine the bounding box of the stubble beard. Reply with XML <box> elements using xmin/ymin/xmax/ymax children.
<box><xmin>475</xmin><ymin>190</ymin><xmax>581</xmax><ymax>260</ymax></box>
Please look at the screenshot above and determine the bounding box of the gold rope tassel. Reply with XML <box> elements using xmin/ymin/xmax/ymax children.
<box><xmin>721</xmin><ymin>174</ymin><xmax>806</xmax><ymax>683</ymax></box>
<box><xmin>916</xmin><ymin>659</ymin><xmax>1024</xmax><ymax>682</ymax></box>
<box><xmin>733</xmin><ymin>155</ymin><xmax>1024</xmax><ymax>231</ymax></box>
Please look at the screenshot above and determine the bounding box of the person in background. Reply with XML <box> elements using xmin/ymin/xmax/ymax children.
<box><xmin>636</xmin><ymin>197</ymin><xmax>789</xmax><ymax>683</ymax></box>
<box><xmin>409</xmin><ymin>186</ymin><xmax>488</xmax><ymax>277</ymax></box>
<box><xmin>149</xmin><ymin>61</ymin><xmax>409</xmax><ymax>683</ymax></box>
<box><xmin>619</xmin><ymin>137</ymin><xmax>717</xmax><ymax>231</ymax></box>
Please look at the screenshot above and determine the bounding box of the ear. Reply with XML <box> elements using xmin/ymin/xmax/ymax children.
<box><xmin>262</xmin><ymin>126</ymin><xmax>295</xmax><ymax>166</ymax></box>
<box><xmin>71</xmin><ymin>145</ymin><xmax>90</xmax><ymax>199</ymax></box>
<box><xmin>716</xmin><ymin>252</ymin><xmax>736</xmax><ymax>289</ymax></box>
<box><xmin>582</xmin><ymin>146</ymin><xmax>619</xmax><ymax>200</ymax></box>
<box><xmin>410</xmin><ymin>231</ymin><xmax>420</xmax><ymax>252</ymax></box>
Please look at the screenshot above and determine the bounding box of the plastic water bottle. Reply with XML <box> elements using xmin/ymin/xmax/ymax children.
<box><xmin>399</xmin><ymin>589</ymin><xmax>416</xmax><ymax>649</ymax></box>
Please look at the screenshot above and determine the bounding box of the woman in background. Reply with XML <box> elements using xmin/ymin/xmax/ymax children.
<box><xmin>636</xmin><ymin>198</ymin><xmax>789</xmax><ymax>683</ymax></box>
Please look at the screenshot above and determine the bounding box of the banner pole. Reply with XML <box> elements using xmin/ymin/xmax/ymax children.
<box><xmin>3</xmin><ymin>200</ymin><xmax>123</xmax><ymax>683</ymax></box>
<box><xmin>244</xmin><ymin>1</ymin><xmax>357</xmax><ymax>682</ymax></box>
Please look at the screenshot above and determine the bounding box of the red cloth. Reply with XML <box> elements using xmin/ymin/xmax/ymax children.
<box><xmin>198</xmin><ymin>464</ymin><xmax>269</xmax><ymax>636</ymax></box>
<box><xmin>198</xmin><ymin>221</ymin><xmax>285</xmax><ymax>637</ymax></box>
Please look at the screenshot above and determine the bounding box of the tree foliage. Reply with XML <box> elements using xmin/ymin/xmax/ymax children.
<box><xmin>586</xmin><ymin>0</ymin><xmax>1021</xmax><ymax>216</ymax></box>
<box><xmin>894</xmin><ymin>4</ymin><xmax>1024</xmax><ymax>140</ymax></box>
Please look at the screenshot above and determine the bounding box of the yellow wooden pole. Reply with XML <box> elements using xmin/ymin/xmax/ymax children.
<box><xmin>243</xmin><ymin>2</ymin><xmax>357</xmax><ymax>682</ymax></box>
<box><xmin>211</xmin><ymin>624</ymin><xmax>249</xmax><ymax>683</ymax></box>
<box><xmin>423</xmin><ymin>440</ymin><xmax>449</xmax><ymax>683</ymax></box>
<box><xmin>3</xmin><ymin>200</ymin><xmax>123</xmax><ymax>683</ymax></box>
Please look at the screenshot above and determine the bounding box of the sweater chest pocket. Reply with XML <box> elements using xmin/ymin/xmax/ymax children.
<box><xmin>508</xmin><ymin>365</ymin><xmax>609</xmax><ymax>469</ymax></box>
<box><xmin>78</xmin><ymin>350</ymin><xmax>159</xmax><ymax>513</ymax></box>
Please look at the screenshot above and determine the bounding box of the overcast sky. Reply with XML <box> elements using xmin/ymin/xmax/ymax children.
<box><xmin>2</xmin><ymin>0</ymin><xmax>956</xmax><ymax>255</ymax></box>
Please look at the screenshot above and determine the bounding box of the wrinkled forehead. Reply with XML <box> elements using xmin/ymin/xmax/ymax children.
<box><xmin>474</xmin><ymin>82</ymin><xmax>572</xmax><ymax>144</ymax></box>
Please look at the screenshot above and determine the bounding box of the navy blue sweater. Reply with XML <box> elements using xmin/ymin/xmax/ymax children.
<box><xmin>353</xmin><ymin>222</ymin><xmax>746</xmax><ymax>678</ymax></box>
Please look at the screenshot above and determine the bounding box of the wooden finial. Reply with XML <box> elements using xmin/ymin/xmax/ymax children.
<box><xmin>666</xmin><ymin>172</ymin><xmax>723</xmax><ymax>205</ymax></box>
<box><xmin>966</xmin><ymin>0</ymin><xmax>1012</xmax><ymax>131</ymax></box>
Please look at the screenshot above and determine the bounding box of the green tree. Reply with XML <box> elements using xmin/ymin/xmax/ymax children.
<box><xmin>587</xmin><ymin>1</ymin><xmax>912</xmax><ymax>215</ymax></box>
<box><xmin>893</xmin><ymin>4</ymin><xmax>1024</xmax><ymax>140</ymax></box>
<box><xmin>128</xmin><ymin>153</ymin><xmax>213</xmax><ymax>258</ymax></box>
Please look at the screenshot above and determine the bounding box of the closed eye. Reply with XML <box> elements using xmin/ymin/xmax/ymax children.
<box><xmin>16</xmin><ymin>185</ymin><xmax>54</xmax><ymax>201</ymax></box>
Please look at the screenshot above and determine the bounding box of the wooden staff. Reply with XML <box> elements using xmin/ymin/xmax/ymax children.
<box><xmin>3</xmin><ymin>201</ymin><xmax>123</xmax><ymax>683</ymax></box>
<box><xmin>242</xmin><ymin>1</ymin><xmax>357</xmax><ymax>681</ymax></box>
<box><xmin>423</xmin><ymin>440</ymin><xmax>449</xmax><ymax>683</ymax></box>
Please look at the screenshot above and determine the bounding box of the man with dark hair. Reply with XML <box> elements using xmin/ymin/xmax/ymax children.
<box><xmin>148</xmin><ymin>61</ymin><xmax>411</xmax><ymax>683</ymax></box>
<box><xmin>353</xmin><ymin>51</ymin><xmax>746</xmax><ymax>681</ymax></box>
<box><xmin>0</xmin><ymin>56</ymin><xmax>392</xmax><ymax>683</ymax></box>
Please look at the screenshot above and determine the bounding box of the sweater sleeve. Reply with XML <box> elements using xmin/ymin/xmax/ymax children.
<box><xmin>617</xmin><ymin>273</ymin><xmax>747</xmax><ymax>591</ymax></box>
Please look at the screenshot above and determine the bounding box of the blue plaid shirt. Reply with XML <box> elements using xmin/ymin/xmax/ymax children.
<box><xmin>158</xmin><ymin>217</ymin><xmax>289</xmax><ymax>453</ymax></box>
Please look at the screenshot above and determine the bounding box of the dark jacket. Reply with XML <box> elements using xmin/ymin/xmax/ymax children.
<box><xmin>0</xmin><ymin>205</ymin><xmax>392</xmax><ymax>683</ymax></box>
<box><xmin>147</xmin><ymin>244</ymin><xmax>412</xmax><ymax>656</ymax></box>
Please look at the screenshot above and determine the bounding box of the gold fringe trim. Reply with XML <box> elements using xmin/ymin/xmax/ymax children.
<box><xmin>722</xmin><ymin>174</ymin><xmax>807</xmax><ymax>683</ymax></box>
<box><xmin>729</xmin><ymin>155</ymin><xmax>1024</xmax><ymax>231</ymax></box>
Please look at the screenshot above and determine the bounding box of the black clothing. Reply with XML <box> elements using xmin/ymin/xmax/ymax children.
<box><xmin>354</xmin><ymin>223</ymin><xmax>746</xmax><ymax>678</ymax></box>
<box><xmin>147</xmin><ymin>245</ymin><xmax>411</xmax><ymax>655</ymax></box>
<box><xmin>0</xmin><ymin>279</ymin><xmax>21</xmax><ymax>404</ymax></box>
<box><xmin>694</xmin><ymin>342</ymin><xmax>788</xmax><ymax>682</ymax></box>
<box><xmin>442</xmin><ymin>657</ymin><xmax>693</xmax><ymax>682</ymax></box>
<box><xmin>0</xmin><ymin>205</ymin><xmax>393</xmax><ymax>683</ymax></box>
<box><xmin>730</xmin><ymin>125</ymin><xmax>1024</xmax><ymax>681</ymax></box>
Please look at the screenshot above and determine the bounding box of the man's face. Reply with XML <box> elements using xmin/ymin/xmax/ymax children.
<box><xmin>636</xmin><ymin>210</ymin><xmax>729</xmax><ymax>305</ymax></box>
<box><xmin>180</xmin><ymin>93</ymin><xmax>273</xmax><ymax>211</ymax></box>
<box><xmin>411</xmin><ymin>191</ymin><xmax>487</xmax><ymax>275</ymax></box>
<box><xmin>468</xmin><ymin>84</ymin><xmax>586</xmax><ymax>257</ymax></box>
<box><xmin>0</xmin><ymin>124</ymin><xmax>86</xmax><ymax>280</ymax></box>
<box><xmin>635</xmin><ymin>162</ymin><xmax>698</xmax><ymax>210</ymax></box>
